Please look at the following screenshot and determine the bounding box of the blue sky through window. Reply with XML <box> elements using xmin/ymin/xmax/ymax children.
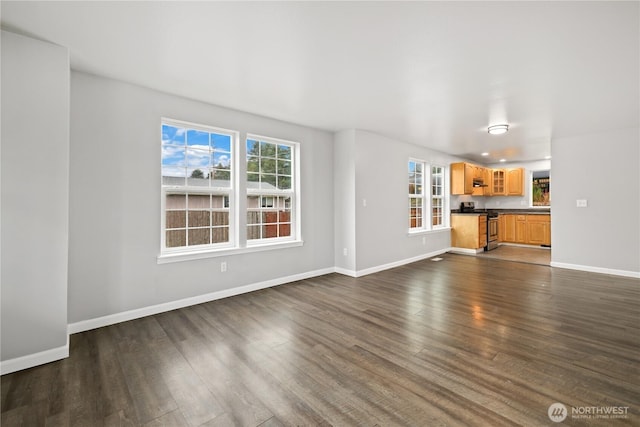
<box><xmin>162</xmin><ymin>124</ymin><xmax>232</xmax><ymax>179</ymax></box>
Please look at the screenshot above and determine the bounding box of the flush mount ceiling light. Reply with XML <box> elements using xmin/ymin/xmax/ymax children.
<box><xmin>488</xmin><ymin>124</ymin><xmax>509</xmax><ymax>135</ymax></box>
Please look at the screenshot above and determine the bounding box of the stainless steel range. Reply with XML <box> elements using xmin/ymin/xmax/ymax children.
<box><xmin>486</xmin><ymin>212</ymin><xmax>499</xmax><ymax>251</ymax></box>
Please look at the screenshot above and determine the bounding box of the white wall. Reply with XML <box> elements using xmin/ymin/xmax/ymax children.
<box><xmin>336</xmin><ymin>130</ymin><xmax>463</xmax><ymax>275</ymax></box>
<box><xmin>551</xmin><ymin>127</ymin><xmax>640</xmax><ymax>276</ymax></box>
<box><xmin>1</xmin><ymin>31</ymin><xmax>70</xmax><ymax>371</ymax></box>
<box><xmin>334</xmin><ymin>129</ymin><xmax>357</xmax><ymax>272</ymax></box>
<box><xmin>68</xmin><ymin>71</ymin><xmax>335</xmax><ymax>325</ymax></box>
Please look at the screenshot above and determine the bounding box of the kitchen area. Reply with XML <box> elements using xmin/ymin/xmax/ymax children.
<box><xmin>449</xmin><ymin>161</ymin><xmax>551</xmax><ymax>265</ymax></box>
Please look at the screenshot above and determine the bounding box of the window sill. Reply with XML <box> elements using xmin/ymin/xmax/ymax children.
<box><xmin>157</xmin><ymin>240</ymin><xmax>304</xmax><ymax>264</ymax></box>
<box><xmin>407</xmin><ymin>227</ymin><xmax>451</xmax><ymax>237</ymax></box>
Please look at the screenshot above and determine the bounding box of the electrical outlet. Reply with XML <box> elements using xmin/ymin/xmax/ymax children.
<box><xmin>221</xmin><ymin>261</ymin><xmax>227</xmax><ymax>272</ymax></box>
<box><xmin>576</xmin><ymin>199</ymin><xmax>588</xmax><ymax>208</ymax></box>
<box><xmin>363</xmin><ymin>199</ymin><xmax>367</xmax><ymax>207</ymax></box>
<box><xmin>343</xmin><ymin>248</ymin><xmax>348</xmax><ymax>256</ymax></box>
<box><xmin>422</xmin><ymin>236</ymin><xmax>426</xmax><ymax>245</ymax></box>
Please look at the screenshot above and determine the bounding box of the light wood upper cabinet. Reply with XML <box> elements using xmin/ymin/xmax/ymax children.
<box><xmin>506</xmin><ymin>168</ymin><xmax>524</xmax><ymax>196</ymax></box>
<box><xmin>451</xmin><ymin>162</ymin><xmax>486</xmax><ymax>195</ymax></box>
<box><xmin>451</xmin><ymin>163</ymin><xmax>523</xmax><ymax>197</ymax></box>
<box><xmin>491</xmin><ymin>169</ymin><xmax>506</xmax><ymax>196</ymax></box>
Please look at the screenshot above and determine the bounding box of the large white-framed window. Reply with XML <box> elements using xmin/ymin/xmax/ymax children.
<box><xmin>408</xmin><ymin>159</ymin><xmax>447</xmax><ymax>232</ymax></box>
<box><xmin>246</xmin><ymin>135</ymin><xmax>299</xmax><ymax>244</ymax></box>
<box><xmin>161</xmin><ymin>119</ymin><xmax>237</xmax><ymax>254</ymax></box>
<box><xmin>431</xmin><ymin>165</ymin><xmax>445</xmax><ymax>228</ymax></box>
<box><xmin>408</xmin><ymin>160</ymin><xmax>425</xmax><ymax>229</ymax></box>
<box><xmin>159</xmin><ymin>121</ymin><xmax>303</xmax><ymax>263</ymax></box>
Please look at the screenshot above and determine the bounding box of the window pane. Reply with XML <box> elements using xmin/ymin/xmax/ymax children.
<box><xmin>162</xmin><ymin>145</ymin><xmax>186</xmax><ymax>166</ymax></box>
<box><xmin>263</xmin><ymin>211</ymin><xmax>278</xmax><ymax>224</ymax></box>
<box><xmin>211</xmin><ymin>169</ymin><xmax>231</xmax><ymax>185</ymax></box>
<box><xmin>277</xmin><ymin>160</ymin><xmax>291</xmax><ymax>175</ymax></box>
<box><xmin>188</xmin><ymin>211</ymin><xmax>210</xmax><ymax>227</ymax></box>
<box><xmin>212</xmin><ymin>211</ymin><xmax>229</xmax><ymax>226</ymax></box>
<box><xmin>262</xmin><ymin>174</ymin><xmax>277</xmax><ymax>188</ymax></box>
<box><xmin>277</xmin><ymin>144</ymin><xmax>291</xmax><ymax>160</ymax></box>
<box><xmin>212</xmin><ymin>152</ymin><xmax>231</xmax><ymax>169</ymax></box>
<box><xmin>166</xmin><ymin>211</ymin><xmax>186</xmax><ymax>229</ymax></box>
<box><xmin>260</xmin><ymin>141</ymin><xmax>276</xmax><ymax>158</ymax></box>
<box><xmin>278</xmin><ymin>175</ymin><xmax>291</xmax><ymax>190</ymax></box>
<box><xmin>261</xmin><ymin>157</ymin><xmax>276</xmax><ymax>174</ymax></box>
<box><xmin>162</xmin><ymin>125</ymin><xmax>185</xmax><ymax>145</ymax></box>
<box><xmin>247</xmin><ymin>225</ymin><xmax>261</xmax><ymax>239</ymax></box>
<box><xmin>212</xmin><ymin>133</ymin><xmax>231</xmax><ymax>152</ymax></box>
<box><xmin>166</xmin><ymin>194</ymin><xmax>186</xmax><ymax>209</ymax></box>
<box><xmin>188</xmin><ymin>194</ymin><xmax>210</xmax><ymax>209</ymax></box>
<box><xmin>186</xmin><ymin>129</ymin><xmax>209</xmax><ymax>150</ymax></box>
<box><xmin>166</xmin><ymin>230</ymin><xmax>186</xmax><ymax>248</ymax></box>
<box><xmin>247</xmin><ymin>209</ymin><xmax>260</xmax><ymax>224</ymax></box>
<box><xmin>187</xmin><ymin>149</ymin><xmax>210</xmax><ymax>168</ymax></box>
<box><xmin>188</xmin><ymin>228</ymin><xmax>210</xmax><ymax>246</ymax></box>
<box><xmin>212</xmin><ymin>227</ymin><xmax>229</xmax><ymax>243</ymax></box>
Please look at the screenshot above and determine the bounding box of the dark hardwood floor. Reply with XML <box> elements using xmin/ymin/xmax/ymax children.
<box><xmin>2</xmin><ymin>254</ymin><xmax>639</xmax><ymax>426</ymax></box>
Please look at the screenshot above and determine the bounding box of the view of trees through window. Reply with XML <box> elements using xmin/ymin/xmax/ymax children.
<box><xmin>246</xmin><ymin>139</ymin><xmax>293</xmax><ymax>240</ymax></box>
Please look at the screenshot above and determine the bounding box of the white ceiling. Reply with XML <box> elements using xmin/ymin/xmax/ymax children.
<box><xmin>2</xmin><ymin>1</ymin><xmax>638</xmax><ymax>164</ymax></box>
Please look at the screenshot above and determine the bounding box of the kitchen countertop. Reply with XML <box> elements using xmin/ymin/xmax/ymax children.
<box><xmin>451</xmin><ymin>209</ymin><xmax>550</xmax><ymax>215</ymax></box>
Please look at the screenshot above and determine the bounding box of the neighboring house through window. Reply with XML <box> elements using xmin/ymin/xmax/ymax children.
<box><xmin>160</xmin><ymin>120</ymin><xmax>301</xmax><ymax>260</ymax></box>
<box><xmin>161</xmin><ymin>120</ymin><xmax>235</xmax><ymax>252</ymax></box>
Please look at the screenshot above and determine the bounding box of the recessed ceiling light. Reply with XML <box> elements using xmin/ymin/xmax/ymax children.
<box><xmin>488</xmin><ymin>124</ymin><xmax>509</xmax><ymax>135</ymax></box>
<box><xmin>481</xmin><ymin>152</ymin><xmax>489</xmax><ymax>156</ymax></box>
<box><xmin>499</xmin><ymin>158</ymin><xmax>506</xmax><ymax>162</ymax></box>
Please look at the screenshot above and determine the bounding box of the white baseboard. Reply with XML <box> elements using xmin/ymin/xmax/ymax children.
<box><xmin>68</xmin><ymin>267</ymin><xmax>335</xmax><ymax>334</ymax></box>
<box><xmin>343</xmin><ymin>249</ymin><xmax>450</xmax><ymax>278</ymax></box>
<box><xmin>334</xmin><ymin>267</ymin><xmax>357</xmax><ymax>277</ymax></box>
<box><xmin>1</xmin><ymin>337</ymin><xmax>69</xmax><ymax>375</ymax></box>
<box><xmin>550</xmin><ymin>262</ymin><xmax>640</xmax><ymax>279</ymax></box>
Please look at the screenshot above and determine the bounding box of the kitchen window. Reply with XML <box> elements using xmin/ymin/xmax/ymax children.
<box><xmin>531</xmin><ymin>170</ymin><xmax>550</xmax><ymax>207</ymax></box>
<box><xmin>409</xmin><ymin>160</ymin><xmax>447</xmax><ymax>232</ymax></box>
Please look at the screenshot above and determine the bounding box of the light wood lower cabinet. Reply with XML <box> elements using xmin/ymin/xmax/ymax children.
<box><xmin>499</xmin><ymin>214</ymin><xmax>550</xmax><ymax>246</ymax></box>
<box><xmin>527</xmin><ymin>215</ymin><xmax>551</xmax><ymax>245</ymax></box>
<box><xmin>451</xmin><ymin>214</ymin><xmax>487</xmax><ymax>249</ymax></box>
<box><xmin>515</xmin><ymin>215</ymin><xmax>527</xmax><ymax>243</ymax></box>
